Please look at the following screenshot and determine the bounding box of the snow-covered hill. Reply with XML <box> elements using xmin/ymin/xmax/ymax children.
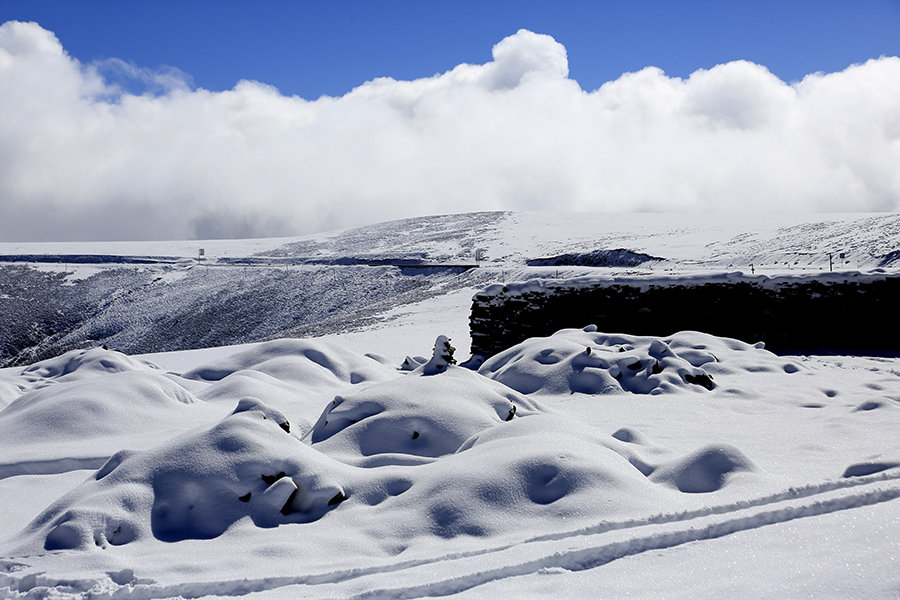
<box><xmin>260</xmin><ymin>211</ymin><xmax>900</xmax><ymax>272</ymax></box>
<box><xmin>0</xmin><ymin>260</ymin><xmax>472</xmax><ymax>366</ymax></box>
<box><xmin>3</xmin><ymin>210</ymin><xmax>899</xmax><ymax>269</ymax></box>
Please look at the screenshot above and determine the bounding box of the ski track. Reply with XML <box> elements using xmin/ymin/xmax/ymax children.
<box><xmin>2</xmin><ymin>470</ymin><xmax>898</xmax><ymax>599</ymax></box>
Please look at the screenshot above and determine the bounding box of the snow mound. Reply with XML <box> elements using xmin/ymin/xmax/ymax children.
<box><xmin>20</xmin><ymin>347</ymin><xmax>156</xmax><ymax>384</ymax></box>
<box><xmin>400</xmin><ymin>355</ymin><xmax>427</xmax><ymax>371</ymax></box>
<box><xmin>22</xmin><ymin>400</ymin><xmax>351</xmax><ymax>550</ymax></box>
<box><xmin>307</xmin><ymin>367</ymin><xmax>541</xmax><ymax>465</ymax></box>
<box><xmin>0</xmin><ymin>371</ymin><xmax>207</xmax><ymax>463</ymax></box>
<box><xmin>184</xmin><ymin>340</ymin><xmax>401</xmax><ymax>436</ymax></box>
<box><xmin>395</xmin><ymin>415</ymin><xmax>672</xmax><ymax>538</ymax></box>
<box><xmin>195</xmin><ymin>369</ymin><xmax>327</xmax><ymax>436</ymax></box>
<box><xmin>479</xmin><ymin>327</ymin><xmax>725</xmax><ymax>396</ymax></box>
<box><xmin>232</xmin><ymin>397</ymin><xmax>292</xmax><ymax>432</ymax></box>
<box><xmin>650</xmin><ymin>444</ymin><xmax>756</xmax><ymax>493</ymax></box>
<box><xmin>182</xmin><ymin>339</ymin><xmax>395</xmax><ymax>388</ymax></box>
<box><xmin>842</xmin><ymin>461</ymin><xmax>900</xmax><ymax>478</ymax></box>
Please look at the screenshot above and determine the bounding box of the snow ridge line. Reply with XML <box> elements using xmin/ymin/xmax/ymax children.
<box><xmin>348</xmin><ymin>481</ymin><xmax>900</xmax><ymax>599</ymax></box>
<box><xmin>1</xmin><ymin>472</ymin><xmax>897</xmax><ymax>599</ymax></box>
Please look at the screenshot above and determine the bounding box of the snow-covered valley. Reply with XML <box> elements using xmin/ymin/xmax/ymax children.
<box><xmin>0</xmin><ymin>212</ymin><xmax>898</xmax><ymax>598</ymax></box>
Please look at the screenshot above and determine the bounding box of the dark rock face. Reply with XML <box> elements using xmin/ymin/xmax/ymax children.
<box><xmin>526</xmin><ymin>248</ymin><xmax>662</xmax><ymax>268</ymax></box>
<box><xmin>470</xmin><ymin>275</ymin><xmax>900</xmax><ymax>359</ymax></box>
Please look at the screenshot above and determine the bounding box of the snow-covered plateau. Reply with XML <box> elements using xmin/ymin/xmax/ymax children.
<box><xmin>0</xmin><ymin>211</ymin><xmax>898</xmax><ymax>598</ymax></box>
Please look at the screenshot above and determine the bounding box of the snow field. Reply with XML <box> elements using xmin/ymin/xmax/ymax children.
<box><xmin>0</xmin><ymin>321</ymin><xmax>897</xmax><ymax>597</ymax></box>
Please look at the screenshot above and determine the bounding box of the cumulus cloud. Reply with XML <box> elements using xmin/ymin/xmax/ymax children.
<box><xmin>1</xmin><ymin>22</ymin><xmax>898</xmax><ymax>241</ymax></box>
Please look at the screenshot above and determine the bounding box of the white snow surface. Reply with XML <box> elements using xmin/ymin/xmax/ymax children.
<box><xmin>3</xmin><ymin>211</ymin><xmax>899</xmax><ymax>273</ymax></box>
<box><xmin>0</xmin><ymin>212</ymin><xmax>899</xmax><ymax>598</ymax></box>
<box><xmin>0</xmin><ymin>326</ymin><xmax>898</xmax><ymax>598</ymax></box>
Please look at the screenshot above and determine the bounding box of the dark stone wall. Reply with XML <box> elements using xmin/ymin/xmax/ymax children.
<box><xmin>470</xmin><ymin>275</ymin><xmax>900</xmax><ymax>358</ymax></box>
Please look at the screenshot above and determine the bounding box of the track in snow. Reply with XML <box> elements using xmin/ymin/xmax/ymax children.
<box><xmin>2</xmin><ymin>470</ymin><xmax>898</xmax><ymax>599</ymax></box>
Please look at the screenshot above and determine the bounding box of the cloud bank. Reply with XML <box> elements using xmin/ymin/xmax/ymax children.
<box><xmin>1</xmin><ymin>21</ymin><xmax>899</xmax><ymax>241</ymax></box>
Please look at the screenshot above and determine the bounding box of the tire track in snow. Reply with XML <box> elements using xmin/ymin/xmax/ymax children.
<box><xmin>349</xmin><ymin>480</ymin><xmax>900</xmax><ymax>599</ymax></box>
<box><xmin>523</xmin><ymin>467</ymin><xmax>900</xmax><ymax>544</ymax></box>
<box><xmin>2</xmin><ymin>472</ymin><xmax>898</xmax><ymax>599</ymax></box>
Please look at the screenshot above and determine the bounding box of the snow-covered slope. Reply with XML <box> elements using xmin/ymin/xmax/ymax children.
<box><xmin>3</xmin><ymin>210</ymin><xmax>898</xmax><ymax>268</ymax></box>
<box><xmin>262</xmin><ymin>210</ymin><xmax>900</xmax><ymax>271</ymax></box>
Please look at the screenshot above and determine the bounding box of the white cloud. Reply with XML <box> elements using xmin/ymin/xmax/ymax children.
<box><xmin>1</xmin><ymin>21</ymin><xmax>898</xmax><ymax>241</ymax></box>
<box><xmin>91</xmin><ymin>57</ymin><xmax>194</xmax><ymax>97</ymax></box>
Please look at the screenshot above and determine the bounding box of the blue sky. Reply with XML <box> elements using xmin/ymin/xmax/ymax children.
<box><xmin>2</xmin><ymin>0</ymin><xmax>899</xmax><ymax>98</ymax></box>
